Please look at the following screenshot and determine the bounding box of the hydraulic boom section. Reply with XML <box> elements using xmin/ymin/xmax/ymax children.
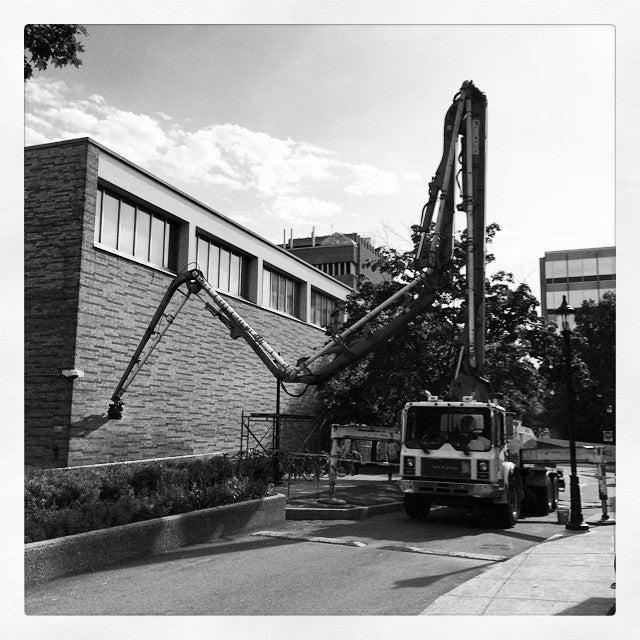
<box><xmin>414</xmin><ymin>80</ymin><xmax>488</xmax><ymax>401</ymax></box>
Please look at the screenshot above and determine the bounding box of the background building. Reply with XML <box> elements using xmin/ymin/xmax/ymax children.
<box><xmin>539</xmin><ymin>246</ymin><xmax>615</xmax><ymax>318</ymax></box>
<box><xmin>285</xmin><ymin>231</ymin><xmax>385</xmax><ymax>290</ymax></box>
<box><xmin>25</xmin><ymin>138</ymin><xmax>351</xmax><ymax>468</ymax></box>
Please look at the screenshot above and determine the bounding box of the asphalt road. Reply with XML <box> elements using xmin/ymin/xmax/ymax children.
<box><xmin>25</xmin><ymin>464</ymin><xmax>614</xmax><ymax>616</ymax></box>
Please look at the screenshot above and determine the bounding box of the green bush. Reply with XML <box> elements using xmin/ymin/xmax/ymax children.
<box><xmin>25</xmin><ymin>455</ymin><xmax>273</xmax><ymax>543</ymax></box>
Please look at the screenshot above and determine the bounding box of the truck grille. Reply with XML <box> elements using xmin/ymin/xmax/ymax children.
<box><xmin>418</xmin><ymin>458</ymin><xmax>470</xmax><ymax>479</ymax></box>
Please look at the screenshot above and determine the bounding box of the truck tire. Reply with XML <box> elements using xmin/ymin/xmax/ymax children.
<box><xmin>496</xmin><ymin>478</ymin><xmax>520</xmax><ymax>528</ymax></box>
<box><xmin>403</xmin><ymin>494</ymin><xmax>431</xmax><ymax>520</ymax></box>
<box><xmin>535</xmin><ymin>477</ymin><xmax>553</xmax><ymax>516</ymax></box>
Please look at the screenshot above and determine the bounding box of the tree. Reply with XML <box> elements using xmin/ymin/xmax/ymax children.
<box><xmin>318</xmin><ymin>224</ymin><xmax>552</xmax><ymax>429</ymax></box>
<box><xmin>24</xmin><ymin>25</ymin><xmax>87</xmax><ymax>81</ymax></box>
<box><xmin>536</xmin><ymin>292</ymin><xmax>615</xmax><ymax>442</ymax></box>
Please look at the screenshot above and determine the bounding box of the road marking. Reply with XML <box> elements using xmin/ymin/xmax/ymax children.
<box><xmin>251</xmin><ymin>531</ymin><xmax>506</xmax><ymax>561</ymax></box>
<box><xmin>252</xmin><ymin>530</ymin><xmax>368</xmax><ymax>547</ymax></box>
<box><xmin>376</xmin><ymin>544</ymin><xmax>507</xmax><ymax>562</ymax></box>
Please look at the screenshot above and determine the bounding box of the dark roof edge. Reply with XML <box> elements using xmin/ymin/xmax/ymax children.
<box><xmin>25</xmin><ymin>137</ymin><xmax>352</xmax><ymax>293</ymax></box>
<box><xmin>543</xmin><ymin>246</ymin><xmax>616</xmax><ymax>257</ymax></box>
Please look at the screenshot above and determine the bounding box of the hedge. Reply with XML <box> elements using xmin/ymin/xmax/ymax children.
<box><xmin>25</xmin><ymin>454</ymin><xmax>276</xmax><ymax>543</ymax></box>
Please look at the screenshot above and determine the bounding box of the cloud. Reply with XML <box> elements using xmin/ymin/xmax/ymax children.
<box><xmin>269</xmin><ymin>196</ymin><xmax>343</xmax><ymax>223</ymax></box>
<box><xmin>344</xmin><ymin>163</ymin><xmax>399</xmax><ymax>196</ymax></box>
<box><xmin>24</xmin><ymin>78</ymin><xmax>402</xmax><ymax>209</ymax></box>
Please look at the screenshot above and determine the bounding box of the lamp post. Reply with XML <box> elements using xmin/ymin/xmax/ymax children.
<box><xmin>605</xmin><ymin>404</ymin><xmax>614</xmax><ymax>443</ymax></box>
<box><xmin>554</xmin><ymin>295</ymin><xmax>589</xmax><ymax>531</ymax></box>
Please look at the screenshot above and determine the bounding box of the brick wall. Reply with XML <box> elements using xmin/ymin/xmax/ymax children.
<box><xmin>25</xmin><ymin>140</ymin><xmax>330</xmax><ymax>467</ymax></box>
<box><xmin>24</xmin><ymin>140</ymin><xmax>95</xmax><ymax>467</ymax></box>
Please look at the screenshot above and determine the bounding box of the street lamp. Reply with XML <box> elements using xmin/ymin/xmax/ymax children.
<box><xmin>554</xmin><ymin>295</ymin><xmax>589</xmax><ymax>531</ymax></box>
<box><xmin>605</xmin><ymin>404</ymin><xmax>614</xmax><ymax>444</ymax></box>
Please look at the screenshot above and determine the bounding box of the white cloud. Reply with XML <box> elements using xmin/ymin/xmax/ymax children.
<box><xmin>24</xmin><ymin>78</ymin><xmax>401</xmax><ymax>213</ymax></box>
<box><xmin>269</xmin><ymin>196</ymin><xmax>342</xmax><ymax>223</ymax></box>
<box><xmin>41</xmin><ymin>106</ymin><xmax>99</xmax><ymax>131</ymax></box>
<box><xmin>24</xmin><ymin>127</ymin><xmax>50</xmax><ymax>146</ymax></box>
<box><xmin>344</xmin><ymin>163</ymin><xmax>399</xmax><ymax>196</ymax></box>
<box><xmin>24</xmin><ymin>79</ymin><xmax>66</xmax><ymax>107</ymax></box>
<box><xmin>402</xmin><ymin>171</ymin><xmax>423</xmax><ymax>182</ymax></box>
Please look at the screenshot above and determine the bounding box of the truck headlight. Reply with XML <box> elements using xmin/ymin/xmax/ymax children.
<box><xmin>477</xmin><ymin>459</ymin><xmax>489</xmax><ymax>479</ymax></box>
<box><xmin>403</xmin><ymin>456</ymin><xmax>416</xmax><ymax>476</ymax></box>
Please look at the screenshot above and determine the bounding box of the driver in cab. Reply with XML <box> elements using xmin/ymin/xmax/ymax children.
<box><xmin>460</xmin><ymin>415</ymin><xmax>490</xmax><ymax>451</ymax></box>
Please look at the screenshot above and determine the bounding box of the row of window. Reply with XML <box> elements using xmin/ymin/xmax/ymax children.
<box><xmin>545</xmin><ymin>274</ymin><xmax>615</xmax><ymax>284</ymax></box>
<box><xmin>196</xmin><ymin>235</ymin><xmax>248</xmax><ymax>298</ymax></box>
<box><xmin>316</xmin><ymin>262</ymin><xmax>354</xmax><ymax>276</ymax></box>
<box><xmin>545</xmin><ymin>256</ymin><xmax>615</xmax><ymax>280</ymax></box>
<box><xmin>311</xmin><ymin>290</ymin><xmax>338</xmax><ymax>328</ymax></box>
<box><xmin>95</xmin><ymin>185</ymin><xmax>341</xmax><ymax>326</ymax></box>
<box><xmin>546</xmin><ymin>287</ymin><xmax>615</xmax><ymax>311</ymax></box>
<box><xmin>95</xmin><ymin>188</ymin><xmax>177</xmax><ymax>271</ymax></box>
<box><xmin>262</xmin><ymin>268</ymin><xmax>299</xmax><ymax>317</ymax></box>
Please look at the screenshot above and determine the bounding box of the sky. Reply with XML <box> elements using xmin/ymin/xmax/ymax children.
<box><xmin>24</xmin><ymin>24</ymin><xmax>615</xmax><ymax>304</ymax></box>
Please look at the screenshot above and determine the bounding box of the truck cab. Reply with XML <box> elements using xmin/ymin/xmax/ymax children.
<box><xmin>398</xmin><ymin>396</ymin><xmax>561</xmax><ymax>526</ymax></box>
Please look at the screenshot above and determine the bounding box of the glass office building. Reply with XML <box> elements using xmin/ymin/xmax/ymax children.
<box><xmin>539</xmin><ymin>246</ymin><xmax>615</xmax><ymax>318</ymax></box>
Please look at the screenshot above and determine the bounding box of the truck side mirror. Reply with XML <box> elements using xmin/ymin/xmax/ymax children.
<box><xmin>505</xmin><ymin>415</ymin><xmax>515</xmax><ymax>439</ymax></box>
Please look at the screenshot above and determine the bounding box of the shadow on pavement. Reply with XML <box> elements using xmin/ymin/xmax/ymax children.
<box><xmin>77</xmin><ymin>535</ymin><xmax>303</xmax><ymax>577</ymax></box>
<box><xmin>296</xmin><ymin>508</ymin><xmax>557</xmax><ymax>547</ymax></box>
<box><xmin>558</xmin><ymin>597</ymin><xmax>615</xmax><ymax>615</ymax></box>
<box><xmin>392</xmin><ymin>563</ymin><xmax>493</xmax><ymax>590</ymax></box>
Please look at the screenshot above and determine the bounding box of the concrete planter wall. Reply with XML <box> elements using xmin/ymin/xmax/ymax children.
<box><xmin>25</xmin><ymin>494</ymin><xmax>285</xmax><ymax>586</ymax></box>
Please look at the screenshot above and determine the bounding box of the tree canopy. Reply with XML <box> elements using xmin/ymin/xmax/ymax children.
<box><xmin>318</xmin><ymin>224</ymin><xmax>553</xmax><ymax>430</ymax></box>
<box><xmin>317</xmin><ymin>225</ymin><xmax>615</xmax><ymax>444</ymax></box>
<box><xmin>24</xmin><ymin>25</ymin><xmax>87</xmax><ymax>81</ymax></box>
<box><xmin>535</xmin><ymin>291</ymin><xmax>616</xmax><ymax>442</ymax></box>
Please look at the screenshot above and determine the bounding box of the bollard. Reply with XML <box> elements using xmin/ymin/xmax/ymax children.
<box><xmin>595</xmin><ymin>447</ymin><xmax>610</xmax><ymax>521</ymax></box>
<box><xmin>329</xmin><ymin>437</ymin><xmax>339</xmax><ymax>496</ymax></box>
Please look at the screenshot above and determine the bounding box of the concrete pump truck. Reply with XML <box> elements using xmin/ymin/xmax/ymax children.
<box><xmin>107</xmin><ymin>81</ymin><xmax>562</xmax><ymax>527</ymax></box>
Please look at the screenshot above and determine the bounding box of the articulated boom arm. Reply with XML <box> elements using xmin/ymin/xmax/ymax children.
<box><xmin>414</xmin><ymin>80</ymin><xmax>488</xmax><ymax>401</ymax></box>
<box><xmin>107</xmin><ymin>264</ymin><xmax>444</xmax><ymax>418</ymax></box>
<box><xmin>107</xmin><ymin>80</ymin><xmax>489</xmax><ymax>419</ymax></box>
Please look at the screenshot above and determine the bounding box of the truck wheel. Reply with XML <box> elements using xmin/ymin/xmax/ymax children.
<box><xmin>535</xmin><ymin>477</ymin><xmax>553</xmax><ymax>516</ymax></box>
<box><xmin>497</xmin><ymin>479</ymin><xmax>520</xmax><ymax>528</ymax></box>
<box><xmin>403</xmin><ymin>494</ymin><xmax>431</xmax><ymax>520</ymax></box>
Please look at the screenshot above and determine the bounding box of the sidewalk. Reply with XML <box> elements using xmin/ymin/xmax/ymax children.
<box><xmin>421</xmin><ymin>515</ymin><xmax>616</xmax><ymax>616</ymax></box>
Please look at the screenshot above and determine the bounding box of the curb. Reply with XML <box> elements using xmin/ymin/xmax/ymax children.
<box><xmin>286</xmin><ymin>500</ymin><xmax>403</xmax><ymax>520</ymax></box>
<box><xmin>25</xmin><ymin>494</ymin><xmax>286</xmax><ymax>586</ymax></box>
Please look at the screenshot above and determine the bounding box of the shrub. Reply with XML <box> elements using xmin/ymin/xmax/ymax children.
<box><xmin>25</xmin><ymin>454</ymin><xmax>273</xmax><ymax>543</ymax></box>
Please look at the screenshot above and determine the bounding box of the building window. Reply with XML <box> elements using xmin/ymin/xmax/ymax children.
<box><xmin>196</xmin><ymin>234</ymin><xmax>249</xmax><ymax>298</ymax></box>
<box><xmin>95</xmin><ymin>186</ymin><xmax>177</xmax><ymax>271</ymax></box>
<box><xmin>597</xmin><ymin>255</ymin><xmax>615</xmax><ymax>276</ymax></box>
<box><xmin>311</xmin><ymin>289</ymin><xmax>338</xmax><ymax>328</ymax></box>
<box><xmin>546</xmin><ymin>259</ymin><xmax>567</xmax><ymax>280</ymax></box>
<box><xmin>262</xmin><ymin>268</ymin><xmax>300</xmax><ymax>318</ymax></box>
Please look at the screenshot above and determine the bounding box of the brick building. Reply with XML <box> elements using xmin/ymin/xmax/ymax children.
<box><xmin>286</xmin><ymin>232</ymin><xmax>384</xmax><ymax>290</ymax></box>
<box><xmin>24</xmin><ymin>138</ymin><xmax>351</xmax><ymax>468</ymax></box>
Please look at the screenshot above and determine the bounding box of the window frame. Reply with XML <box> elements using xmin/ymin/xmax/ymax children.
<box><xmin>94</xmin><ymin>184</ymin><xmax>178</xmax><ymax>272</ymax></box>
<box><xmin>195</xmin><ymin>232</ymin><xmax>250</xmax><ymax>300</ymax></box>
<box><xmin>263</xmin><ymin>266</ymin><xmax>301</xmax><ymax>319</ymax></box>
<box><xmin>310</xmin><ymin>287</ymin><xmax>338</xmax><ymax>328</ymax></box>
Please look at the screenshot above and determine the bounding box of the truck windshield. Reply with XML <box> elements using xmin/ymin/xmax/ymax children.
<box><xmin>404</xmin><ymin>406</ymin><xmax>492</xmax><ymax>452</ymax></box>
